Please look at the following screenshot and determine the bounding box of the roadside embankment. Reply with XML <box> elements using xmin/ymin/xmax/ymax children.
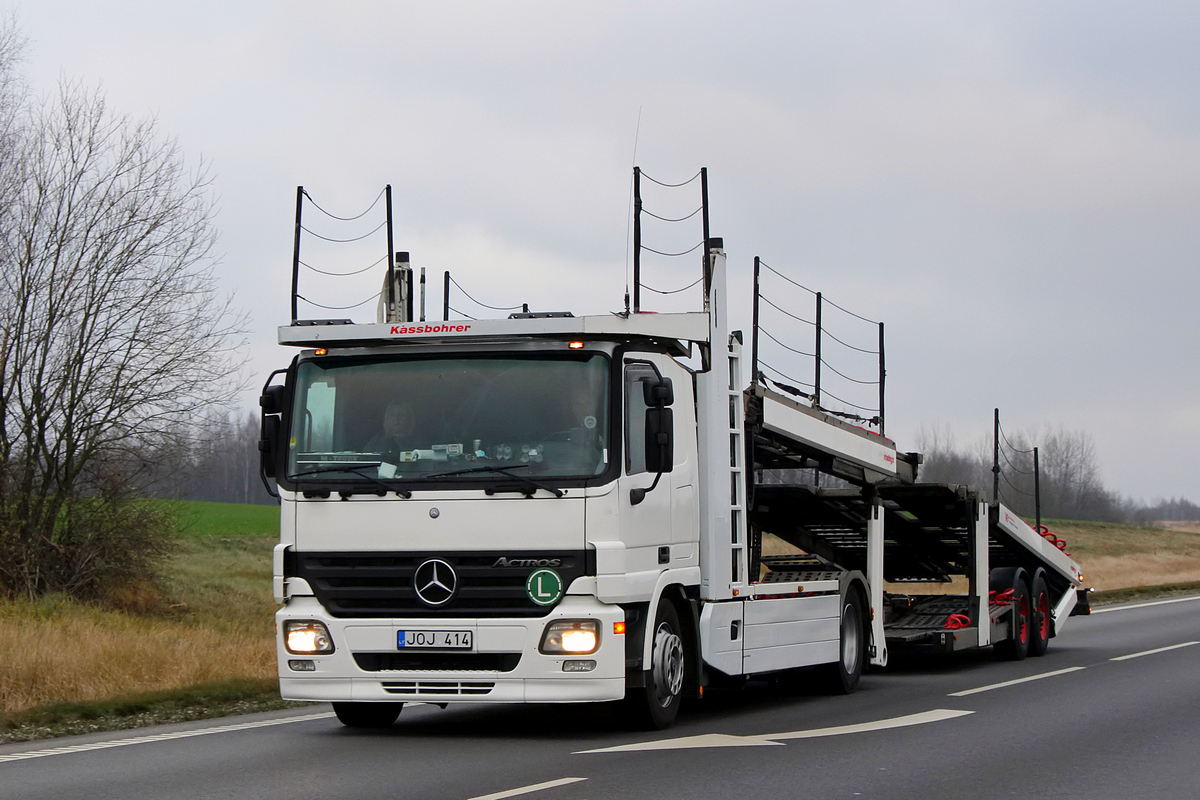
<box><xmin>0</xmin><ymin>501</ymin><xmax>298</xmax><ymax>744</ymax></box>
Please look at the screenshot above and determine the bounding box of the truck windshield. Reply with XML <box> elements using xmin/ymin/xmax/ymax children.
<box><xmin>287</xmin><ymin>353</ymin><xmax>610</xmax><ymax>483</ymax></box>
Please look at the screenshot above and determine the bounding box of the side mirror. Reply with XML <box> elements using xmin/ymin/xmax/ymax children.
<box><xmin>644</xmin><ymin>407</ymin><xmax>674</xmax><ymax>474</ymax></box>
<box><xmin>259</xmin><ymin>414</ymin><xmax>280</xmax><ymax>479</ymax></box>
<box><xmin>641</xmin><ymin>376</ymin><xmax>673</xmax><ymax>406</ymax></box>
<box><xmin>260</xmin><ymin>384</ymin><xmax>286</xmax><ymax>415</ymax></box>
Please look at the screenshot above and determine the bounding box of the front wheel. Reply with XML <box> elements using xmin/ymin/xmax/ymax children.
<box><xmin>819</xmin><ymin>588</ymin><xmax>866</xmax><ymax>694</ymax></box>
<box><xmin>627</xmin><ymin>598</ymin><xmax>688</xmax><ymax>730</ymax></box>
<box><xmin>332</xmin><ymin>702</ymin><xmax>402</xmax><ymax>728</ymax></box>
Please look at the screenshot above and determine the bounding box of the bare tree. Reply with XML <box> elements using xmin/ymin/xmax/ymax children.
<box><xmin>0</xmin><ymin>16</ymin><xmax>26</xmax><ymax>263</ymax></box>
<box><xmin>1035</xmin><ymin>426</ymin><xmax>1121</xmax><ymax>521</ymax></box>
<box><xmin>168</xmin><ymin>411</ymin><xmax>272</xmax><ymax>506</ymax></box>
<box><xmin>915</xmin><ymin>420</ymin><xmax>1127</xmax><ymax>523</ymax></box>
<box><xmin>0</xmin><ymin>71</ymin><xmax>246</xmax><ymax>599</ymax></box>
<box><xmin>914</xmin><ymin>424</ymin><xmax>990</xmax><ymax>487</ymax></box>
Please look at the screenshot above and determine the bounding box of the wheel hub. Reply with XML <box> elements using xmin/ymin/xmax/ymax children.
<box><xmin>652</xmin><ymin>621</ymin><xmax>685</xmax><ymax>707</ymax></box>
<box><xmin>841</xmin><ymin>603</ymin><xmax>860</xmax><ymax>671</ymax></box>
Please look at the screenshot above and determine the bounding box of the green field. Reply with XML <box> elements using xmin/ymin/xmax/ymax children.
<box><xmin>175</xmin><ymin>500</ymin><xmax>280</xmax><ymax>538</ymax></box>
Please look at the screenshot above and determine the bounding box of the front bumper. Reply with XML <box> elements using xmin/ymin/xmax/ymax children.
<box><xmin>276</xmin><ymin>595</ymin><xmax>625</xmax><ymax>704</ymax></box>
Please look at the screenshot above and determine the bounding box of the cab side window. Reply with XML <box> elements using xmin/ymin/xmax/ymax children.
<box><xmin>624</xmin><ymin>364</ymin><xmax>656</xmax><ymax>475</ymax></box>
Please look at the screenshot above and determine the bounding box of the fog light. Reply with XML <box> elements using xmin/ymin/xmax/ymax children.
<box><xmin>288</xmin><ymin>660</ymin><xmax>316</xmax><ymax>671</ymax></box>
<box><xmin>540</xmin><ymin>619</ymin><xmax>600</xmax><ymax>654</ymax></box>
<box><xmin>563</xmin><ymin>660</ymin><xmax>596</xmax><ymax>672</ymax></box>
<box><xmin>284</xmin><ymin>620</ymin><xmax>335</xmax><ymax>654</ymax></box>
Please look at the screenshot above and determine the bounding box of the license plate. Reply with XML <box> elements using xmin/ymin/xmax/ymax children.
<box><xmin>397</xmin><ymin>630</ymin><xmax>473</xmax><ymax>650</ymax></box>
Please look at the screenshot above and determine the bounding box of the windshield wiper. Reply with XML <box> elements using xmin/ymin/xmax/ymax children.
<box><xmin>424</xmin><ymin>464</ymin><xmax>565</xmax><ymax>498</ymax></box>
<box><xmin>289</xmin><ymin>464</ymin><xmax>412</xmax><ymax>499</ymax></box>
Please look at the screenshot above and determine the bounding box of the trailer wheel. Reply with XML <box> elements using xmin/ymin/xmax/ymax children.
<box><xmin>993</xmin><ymin>578</ymin><xmax>1031</xmax><ymax>661</ymax></box>
<box><xmin>627</xmin><ymin>598</ymin><xmax>687</xmax><ymax>730</ymax></box>
<box><xmin>332</xmin><ymin>702</ymin><xmax>402</xmax><ymax>728</ymax></box>
<box><xmin>820</xmin><ymin>588</ymin><xmax>866</xmax><ymax>694</ymax></box>
<box><xmin>1029</xmin><ymin>572</ymin><xmax>1051</xmax><ymax>657</ymax></box>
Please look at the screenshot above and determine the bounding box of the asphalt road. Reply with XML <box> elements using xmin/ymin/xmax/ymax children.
<box><xmin>3</xmin><ymin>596</ymin><xmax>1198</xmax><ymax>800</ymax></box>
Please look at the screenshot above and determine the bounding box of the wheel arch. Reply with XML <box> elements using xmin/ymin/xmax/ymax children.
<box><xmin>840</xmin><ymin>571</ymin><xmax>871</xmax><ymax>653</ymax></box>
<box><xmin>625</xmin><ymin>572</ymin><xmax>700</xmax><ymax>696</ymax></box>
<box><xmin>639</xmin><ymin>571</ymin><xmax>699</xmax><ymax>668</ymax></box>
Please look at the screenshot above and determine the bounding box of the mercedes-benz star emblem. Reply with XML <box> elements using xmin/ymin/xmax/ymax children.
<box><xmin>413</xmin><ymin>558</ymin><xmax>457</xmax><ymax>607</ymax></box>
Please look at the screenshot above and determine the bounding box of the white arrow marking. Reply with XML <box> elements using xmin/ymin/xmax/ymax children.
<box><xmin>763</xmin><ymin>708</ymin><xmax>974</xmax><ymax>740</ymax></box>
<box><xmin>575</xmin><ymin>733</ymin><xmax>785</xmax><ymax>753</ymax></box>
<box><xmin>575</xmin><ymin>708</ymin><xmax>972</xmax><ymax>753</ymax></box>
<box><xmin>465</xmin><ymin>777</ymin><xmax>587</xmax><ymax>800</ymax></box>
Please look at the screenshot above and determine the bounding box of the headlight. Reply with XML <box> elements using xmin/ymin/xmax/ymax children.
<box><xmin>284</xmin><ymin>620</ymin><xmax>335</xmax><ymax>654</ymax></box>
<box><xmin>540</xmin><ymin>619</ymin><xmax>599</xmax><ymax>655</ymax></box>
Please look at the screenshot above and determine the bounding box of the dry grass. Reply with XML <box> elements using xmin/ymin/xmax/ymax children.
<box><xmin>1044</xmin><ymin>520</ymin><xmax>1200</xmax><ymax>591</ymax></box>
<box><xmin>1157</xmin><ymin>521</ymin><xmax>1200</xmax><ymax>534</ymax></box>
<box><xmin>0</xmin><ymin>532</ymin><xmax>277</xmax><ymax>717</ymax></box>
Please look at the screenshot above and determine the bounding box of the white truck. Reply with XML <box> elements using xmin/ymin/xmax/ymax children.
<box><xmin>259</xmin><ymin>183</ymin><xmax>1090</xmax><ymax>730</ymax></box>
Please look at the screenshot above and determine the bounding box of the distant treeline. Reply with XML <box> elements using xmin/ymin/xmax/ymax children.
<box><xmin>915</xmin><ymin>425</ymin><xmax>1195</xmax><ymax>525</ymax></box>
<box><xmin>170</xmin><ymin>413</ymin><xmax>274</xmax><ymax>506</ymax></box>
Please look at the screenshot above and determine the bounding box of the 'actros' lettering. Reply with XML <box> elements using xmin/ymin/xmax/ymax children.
<box><xmin>492</xmin><ymin>557</ymin><xmax>562</xmax><ymax>568</ymax></box>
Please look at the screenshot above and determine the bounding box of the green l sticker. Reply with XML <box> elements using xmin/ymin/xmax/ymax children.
<box><xmin>525</xmin><ymin>568</ymin><xmax>563</xmax><ymax>606</ymax></box>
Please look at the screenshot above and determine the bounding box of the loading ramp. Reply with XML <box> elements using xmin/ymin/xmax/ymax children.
<box><xmin>745</xmin><ymin>388</ymin><xmax>1085</xmax><ymax>657</ymax></box>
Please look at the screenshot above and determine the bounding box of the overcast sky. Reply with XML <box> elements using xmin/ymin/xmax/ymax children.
<box><xmin>9</xmin><ymin>1</ymin><xmax>1199</xmax><ymax>502</ymax></box>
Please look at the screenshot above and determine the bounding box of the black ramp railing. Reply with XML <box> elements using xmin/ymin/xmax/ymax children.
<box><xmin>751</xmin><ymin>258</ymin><xmax>886</xmax><ymax>434</ymax></box>
<box><xmin>992</xmin><ymin>408</ymin><xmax>1042</xmax><ymax>529</ymax></box>
<box><xmin>289</xmin><ymin>185</ymin><xmax>394</xmax><ymax>324</ymax></box>
<box><xmin>631</xmin><ymin>166</ymin><xmax>709</xmax><ymax>313</ymax></box>
<box><xmin>442</xmin><ymin>271</ymin><xmax>529</xmax><ymax>321</ymax></box>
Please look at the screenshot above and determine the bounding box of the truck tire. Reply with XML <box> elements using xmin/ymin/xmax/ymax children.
<box><xmin>819</xmin><ymin>588</ymin><xmax>866</xmax><ymax>694</ymax></box>
<box><xmin>993</xmin><ymin>574</ymin><xmax>1031</xmax><ymax>661</ymax></box>
<box><xmin>1029</xmin><ymin>571</ymin><xmax>1051</xmax><ymax>657</ymax></box>
<box><xmin>332</xmin><ymin>701</ymin><xmax>402</xmax><ymax>728</ymax></box>
<box><xmin>627</xmin><ymin>598</ymin><xmax>687</xmax><ymax>730</ymax></box>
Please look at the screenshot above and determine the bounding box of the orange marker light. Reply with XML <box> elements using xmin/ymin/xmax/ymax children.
<box><xmin>568</xmin><ymin>341</ymin><xmax>585</xmax><ymax>349</ymax></box>
<box><xmin>613</xmin><ymin>621</ymin><xmax>626</xmax><ymax>635</ymax></box>
<box><xmin>314</xmin><ymin>348</ymin><xmax>327</xmax><ymax>356</ymax></box>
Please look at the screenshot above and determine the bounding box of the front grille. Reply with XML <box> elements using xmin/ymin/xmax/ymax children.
<box><xmin>353</xmin><ymin>652</ymin><xmax>522</xmax><ymax>672</ymax></box>
<box><xmin>382</xmin><ymin>681</ymin><xmax>494</xmax><ymax>696</ymax></box>
<box><xmin>291</xmin><ymin>550</ymin><xmax>590</xmax><ymax>618</ymax></box>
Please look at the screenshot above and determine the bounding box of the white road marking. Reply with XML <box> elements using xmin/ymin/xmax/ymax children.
<box><xmin>764</xmin><ymin>708</ymin><xmax>973</xmax><ymax>741</ymax></box>
<box><xmin>0</xmin><ymin>711</ymin><xmax>335</xmax><ymax>764</ymax></box>
<box><xmin>465</xmin><ymin>777</ymin><xmax>587</xmax><ymax>800</ymax></box>
<box><xmin>1110</xmin><ymin>641</ymin><xmax>1200</xmax><ymax>661</ymax></box>
<box><xmin>1092</xmin><ymin>595</ymin><xmax>1200</xmax><ymax>614</ymax></box>
<box><xmin>575</xmin><ymin>709</ymin><xmax>972</xmax><ymax>754</ymax></box>
<box><xmin>576</xmin><ymin>733</ymin><xmax>785</xmax><ymax>753</ymax></box>
<box><xmin>948</xmin><ymin>666</ymin><xmax>1086</xmax><ymax>697</ymax></box>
